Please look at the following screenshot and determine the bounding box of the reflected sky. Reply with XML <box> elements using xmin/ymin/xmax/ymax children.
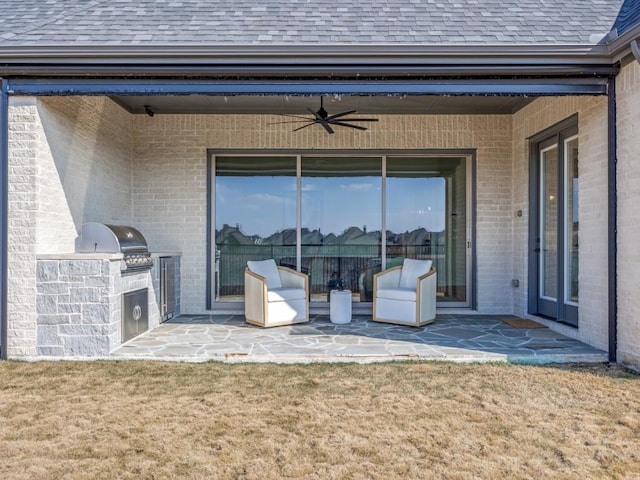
<box><xmin>216</xmin><ymin>175</ymin><xmax>446</xmax><ymax>238</ymax></box>
<box><xmin>216</xmin><ymin>176</ymin><xmax>297</xmax><ymax>238</ymax></box>
<box><xmin>302</xmin><ymin>176</ymin><xmax>381</xmax><ymax>236</ymax></box>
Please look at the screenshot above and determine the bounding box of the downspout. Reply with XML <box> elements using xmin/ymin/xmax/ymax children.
<box><xmin>608</xmin><ymin>76</ymin><xmax>617</xmax><ymax>363</ymax></box>
<box><xmin>0</xmin><ymin>79</ymin><xmax>7</xmax><ymax>360</ymax></box>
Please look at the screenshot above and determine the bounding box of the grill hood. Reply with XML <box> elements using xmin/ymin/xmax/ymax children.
<box><xmin>76</xmin><ymin>223</ymin><xmax>153</xmax><ymax>272</ymax></box>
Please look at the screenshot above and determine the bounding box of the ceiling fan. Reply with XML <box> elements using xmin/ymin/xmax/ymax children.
<box><xmin>271</xmin><ymin>96</ymin><xmax>379</xmax><ymax>134</ymax></box>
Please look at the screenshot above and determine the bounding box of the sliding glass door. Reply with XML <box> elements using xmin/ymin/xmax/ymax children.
<box><xmin>301</xmin><ymin>157</ymin><xmax>382</xmax><ymax>302</ymax></box>
<box><xmin>386</xmin><ymin>157</ymin><xmax>468</xmax><ymax>304</ymax></box>
<box><xmin>211</xmin><ymin>152</ymin><xmax>472</xmax><ymax>308</ymax></box>
<box><xmin>213</xmin><ymin>156</ymin><xmax>297</xmax><ymax>302</ymax></box>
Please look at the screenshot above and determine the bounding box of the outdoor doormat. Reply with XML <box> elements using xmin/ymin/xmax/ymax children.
<box><xmin>501</xmin><ymin>317</ymin><xmax>547</xmax><ymax>329</ymax></box>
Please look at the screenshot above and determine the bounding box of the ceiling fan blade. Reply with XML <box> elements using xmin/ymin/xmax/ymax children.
<box><xmin>334</xmin><ymin>118</ymin><xmax>379</xmax><ymax>122</ymax></box>
<box><xmin>331</xmin><ymin>121</ymin><xmax>368</xmax><ymax>131</ymax></box>
<box><xmin>292</xmin><ymin>122</ymin><xmax>317</xmax><ymax>132</ymax></box>
<box><xmin>320</xmin><ymin>121</ymin><xmax>335</xmax><ymax>134</ymax></box>
<box><xmin>268</xmin><ymin>119</ymin><xmax>317</xmax><ymax>125</ymax></box>
<box><xmin>326</xmin><ymin>110</ymin><xmax>357</xmax><ymax>121</ymax></box>
<box><xmin>276</xmin><ymin>113</ymin><xmax>317</xmax><ymax>120</ymax></box>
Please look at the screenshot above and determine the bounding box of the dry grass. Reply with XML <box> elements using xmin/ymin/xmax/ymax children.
<box><xmin>1</xmin><ymin>361</ymin><xmax>639</xmax><ymax>480</ymax></box>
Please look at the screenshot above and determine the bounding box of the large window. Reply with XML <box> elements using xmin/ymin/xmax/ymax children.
<box><xmin>214</xmin><ymin>156</ymin><xmax>297</xmax><ymax>302</ymax></box>
<box><xmin>301</xmin><ymin>157</ymin><xmax>382</xmax><ymax>302</ymax></box>
<box><xmin>386</xmin><ymin>157</ymin><xmax>468</xmax><ymax>303</ymax></box>
<box><xmin>212</xmin><ymin>152</ymin><xmax>472</xmax><ymax>307</ymax></box>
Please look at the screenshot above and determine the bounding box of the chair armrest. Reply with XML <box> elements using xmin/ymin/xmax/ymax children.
<box><xmin>373</xmin><ymin>265</ymin><xmax>402</xmax><ymax>291</ymax></box>
<box><xmin>278</xmin><ymin>266</ymin><xmax>308</xmax><ymax>292</ymax></box>
<box><xmin>417</xmin><ymin>267</ymin><xmax>437</xmax><ymax>321</ymax></box>
<box><xmin>245</xmin><ymin>268</ymin><xmax>267</xmax><ymax>321</ymax></box>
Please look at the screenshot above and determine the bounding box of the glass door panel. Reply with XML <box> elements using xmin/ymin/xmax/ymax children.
<box><xmin>386</xmin><ymin>157</ymin><xmax>468</xmax><ymax>305</ymax></box>
<box><xmin>540</xmin><ymin>145</ymin><xmax>559</xmax><ymax>305</ymax></box>
<box><xmin>531</xmin><ymin>125</ymin><xmax>578</xmax><ymax>325</ymax></box>
<box><xmin>301</xmin><ymin>156</ymin><xmax>382</xmax><ymax>302</ymax></box>
<box><xmin>564</xmin><ymin>136</ymin><xmax>579</xmax><ymax>306</ymax></box>
<box><xmin>214</xmin><ymin>156</ymin><xmax>297</xmax><ymax>302</ymax></box>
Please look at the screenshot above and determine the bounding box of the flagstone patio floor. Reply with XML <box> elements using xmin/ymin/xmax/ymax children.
<box><xmin>111</xmin><ymin>314</ymin><xmax>608</xmax><ymax>364</ymax></box>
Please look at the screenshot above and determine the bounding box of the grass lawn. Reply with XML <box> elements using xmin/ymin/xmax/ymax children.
<box><xmin>1</xmin><ymin>361</ymin><xmax>639</xmax><ymax>479</ymax></box>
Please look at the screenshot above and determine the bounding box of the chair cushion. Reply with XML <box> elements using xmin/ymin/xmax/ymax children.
<box><xmin>376</xmin><ymin>288</ymin><xmax>416</xmax><ymax>302</ymax></box>
<box><xmin>247</xmin><ymin>259</ymin><xmax>282</xmax><ymax>289</ymax></box>
<box><xmin>399</xmin><ymin>259</ymin><xmax>432</xmax><ymax>290</ymax></box>
<box><xmin>267</xmin><ymin>288</ymin><xmax>307</xmax><ymax>302</ymax></box>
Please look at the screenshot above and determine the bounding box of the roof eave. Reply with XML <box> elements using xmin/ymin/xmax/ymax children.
<box><xmin>0</xmin><ymin>43</ymin><xmax>618</xmax><ymax>78</ymax></box>
<box><xmin>0</xmin><ymin>43</ymin><xmax>614</xmax><ymax>63</ymax></box>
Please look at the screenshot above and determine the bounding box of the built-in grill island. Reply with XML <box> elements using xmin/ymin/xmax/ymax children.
<box><xmin>34</xmin><ymin>223</ymin><xmax>181</xmax><ymax>357</ymax></box>
<box><xmin>76</xmin><ymin>223</ymin><xmax>154</xmax><ymax>273</ymax></box>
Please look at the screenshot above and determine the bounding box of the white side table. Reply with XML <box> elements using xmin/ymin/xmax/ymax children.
<box><xmin>330</xmin><ymin>290</ymin><xmax>352</xmax><ymax>324</ymax></box>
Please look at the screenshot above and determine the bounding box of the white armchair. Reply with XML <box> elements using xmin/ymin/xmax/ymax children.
<box><xmin>373</xmin><ymin>258</ymin><xmax>437</xmax><ymax>327</ymax></box>
<box><xmin>244</xmin><ymin>259</ymin><xmax>309</xmax><ymax>327</ymax></box>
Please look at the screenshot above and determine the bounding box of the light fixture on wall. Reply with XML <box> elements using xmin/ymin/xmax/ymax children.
<box><xmin>144</xmin><ymin>105</ymin><xmax>155</xmax><ymax>117</ymax></box>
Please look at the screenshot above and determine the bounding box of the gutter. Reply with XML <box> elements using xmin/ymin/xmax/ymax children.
<box><xmin>0</xmin><ymin>64</ymin><xmax>621</xmax><ymax>79</ymax></box>
<box><xmin>606</xmin><ymin>23</ymin><xmax>640</xmax><ymax>62</ymax></box>
<box><xmin>0</xmin><ymin>43</ymin><xmax>616</xmax><ymax>78</ymax></box>
<box><xmin>0</xmin><ymin>43</ymin><xmax>613</xmax><ymax>61</ymax></box>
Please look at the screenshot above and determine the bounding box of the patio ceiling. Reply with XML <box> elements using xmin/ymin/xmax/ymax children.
<box><xmin>112</xmin><ymin>94</ymin><xmax>535</xmax><ymax>116</ymax></box>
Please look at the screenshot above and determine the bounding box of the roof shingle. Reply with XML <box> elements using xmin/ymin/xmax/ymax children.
<box><xmin>0</xmin><ymin>0</ymin><xmax>634</xmax><ymax>47</ymax></box>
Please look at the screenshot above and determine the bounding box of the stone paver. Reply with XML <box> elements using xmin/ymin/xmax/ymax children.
<box><xmin>110</xmin><ymin>314</ymin><xmax>608</xmax><ymax>364</ymax></box>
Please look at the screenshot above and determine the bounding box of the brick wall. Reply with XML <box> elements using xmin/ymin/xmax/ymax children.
<box><xmin>512</xmin><ymin>96</ymin><xmax>609</xmax><ymax>351</ymax></box>
<box><xmin>7</xmin><ymin>99</ymin><xmax>39</xmax><ymax>357</ymax></box>
<box><xmin>35</xmin><ymin>96</ymin><xmax>134</xmax><ymax>241</ymax></box>
<box><xmin>132</xmin><ymin>114</ymin><xmax>515</xmax><ymax>315</ymax></box>
<box><xmin>616</xmin><ymin>57</ymin><xmax>640</xmax><ymax>370</ymax></box>
<box><xmin>6</xmin><ymin>96</ymin><xmax>134</xmax><ymax>358</ymax></box>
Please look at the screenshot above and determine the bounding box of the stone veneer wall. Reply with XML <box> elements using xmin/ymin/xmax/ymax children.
<box><xmin>512</xmin><ymin>96</ymin><xmax>609</xmax><ymax>351</ymax></box>
<box><xmin>36</xmin><ymin>255</ymin><xmax>163</xmax><ymax>357</ymax></box>
<box><xmin>616</xmin><ymin>57</ymin><xmax>640</xmax><ymax>370</ymax></box>
<box><xmin>7</xmin><ymin>96</ymin><xmax>134</xmax><ymax>358</ymax></box>
<box><xmin>132</xmin><ymin>114</ymin><xmax>515</xmax><ymax>315</ymax></box>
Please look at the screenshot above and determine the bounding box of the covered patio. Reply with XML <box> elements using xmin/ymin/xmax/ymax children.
<box><xmin>3</xmin><ymin>0</ymin><xmax>638</xmax><ymax>365</ymax></box>
<box><xmin>112</xmin><ymin>315</ymin><xmax>607</xmax><ymax>364</ymax></box>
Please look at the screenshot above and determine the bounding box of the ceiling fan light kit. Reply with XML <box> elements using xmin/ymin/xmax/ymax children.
<box><xmin>270</xmin><ymin>96</ymin><xmax>379</xmax><ymax>134</ymax></box>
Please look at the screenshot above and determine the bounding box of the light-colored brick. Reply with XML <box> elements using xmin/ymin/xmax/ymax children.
<box><xmin>616</xmin><ymin>57</ymin><xmax>640</xmax><ymax>371</ymax></box>
<box><xmin>512</xmin><ymin>95</ymin><xmax>609</xmax><ymax>351</ymax></box>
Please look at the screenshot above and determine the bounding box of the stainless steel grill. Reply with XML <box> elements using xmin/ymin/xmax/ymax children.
<box><xmin>76</xmin><ymin>223</ymin><xmax>154</xmax><ymax>273</ymax></box>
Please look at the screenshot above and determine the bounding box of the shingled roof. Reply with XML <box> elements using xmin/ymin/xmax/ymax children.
<box><xmin>0</xmin><ymin>0</ymin><xmax>635</xmax><ymax>46</ymax></box>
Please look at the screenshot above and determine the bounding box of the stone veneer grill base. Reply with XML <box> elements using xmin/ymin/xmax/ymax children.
<box><xmin>36</xmin><ymin>253</ymin><xmax>180</xmax><ymax>356</ymax></box>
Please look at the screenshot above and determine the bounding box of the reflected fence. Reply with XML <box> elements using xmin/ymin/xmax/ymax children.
<box><xmin>215</xmin><ymin>243</ymin><xmax>447</xmax><ymax>301</ymax></box>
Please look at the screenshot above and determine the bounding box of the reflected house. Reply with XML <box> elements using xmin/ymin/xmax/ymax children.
<box><xmin>216</xmin><ymin>223</ymin><xmax>441</xmax><ymax>300</ymax></box>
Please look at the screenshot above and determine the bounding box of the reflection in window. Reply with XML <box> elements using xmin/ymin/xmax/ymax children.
<box><xmin>211</xmin><ymin>153</ymin><xmax>470</xmax><ymax>307</ymax></box>
<box><xmin>301</xmin><ymin>157</ymin><xmax>382</xmax><ymax>302</ymax></box>
<box><xmin>565</xmin><ymin>137</ymin><xmax>579</xmax><ymax>304</ymax></box>
<box><xmin>541</xmin><ymin>146</ymin><xmax>559</xmax><ymax>300</ymax></box>
<box><xmin>386</xmin><ymin>157</ymin><xmax>467</xmax><ymax>303</ymax></box>
<box><xmin>214</xmin><ymin>156</ymin><xmax>297</xmax><ymax>302</ymax></box>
